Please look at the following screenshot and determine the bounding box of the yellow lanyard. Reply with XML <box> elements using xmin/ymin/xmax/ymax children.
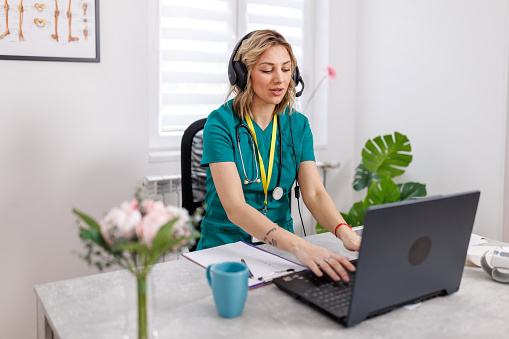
<box><xmin>245</xmin><ymin>115</ymin><xmax>277</xmax><ymax>213</ymax></box>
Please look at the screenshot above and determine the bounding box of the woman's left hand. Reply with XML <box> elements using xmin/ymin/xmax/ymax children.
<box><xmin>291</xmin><ymin>240</ymin><xmax>356</xmax><ymax>282</ymax></box>
<box><xmin>337</xmin><ymin>227</ymin><xmax>362</xmax><ymax>252</ymax></box>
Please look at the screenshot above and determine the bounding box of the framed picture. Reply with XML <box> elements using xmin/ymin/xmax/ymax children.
<box><xmin>0</xmin><ymin>0</ymin><xmax>100</xmax><ymax>62</ymax></box>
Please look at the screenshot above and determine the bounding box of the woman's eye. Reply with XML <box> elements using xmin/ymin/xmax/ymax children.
<box><xmin>261</xmin><ymin>70</ymin><xmax>271</xmax><ymax>73</ymax></box>
<box><xmin>283</xmin><ymin>69</ymin><xmax>291</xmax><ymax>72</ymax></box>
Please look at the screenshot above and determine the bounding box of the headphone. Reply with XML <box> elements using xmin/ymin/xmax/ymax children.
<box><xmin>228</xmin><ymin>31</ymin><xmax>305</xmax><ymax>97</ymax></box>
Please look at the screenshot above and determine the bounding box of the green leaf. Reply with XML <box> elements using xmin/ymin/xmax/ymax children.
<box><xmin>341</xmin><ymin>201</ymin><xmax>365</xmax><ymax>227</ymax></box>
<box><xmin>315</xmin><ymin>222</ymin><xmax>328</xmax><ymax>234</ymax></box>
<box><xmin>190</xmin><ymin>229</ymin><xmax>202</xmax><ymax>240</ymax></box>
<box><xmin>353</xmin><ymin>163</ymin><xmax>379</xmax><ymax>191</ymax></box>
<box><xmin>151</xmin><ymin>218</ymin><xmax>177</xmax><ymax>252</ymax></box>
<box><xmin>398</xmin><ymin>182</ymin><xmax>427</xmax><ymax>200</ymax></box>
<box><xmin>79</xmin><ymin>228</ymin><xmax>109</xmax><ymax>250</ymax></box>
<box><xmin>73</xmin><ymin>208</ymin><xmax>101</xmax><ymax>230</ymax></box>
<box><xmin>113</xmin><ymin>242</ymin><xmax>150</xmax><ymax>256</ymax></box>
<box><xmin>150</xmin><ymin>238</ymin><xmax>188</xmax><ymax>264</ymax></box>
<box><xmin>364</xmin><ymin>178</ymin><xmax>401</xmax><ymax>209</ymax></box>
<box><xmin>361</xmin><ymin>132</ymin><xmax>413</xmax><ymax>179</ymax></box>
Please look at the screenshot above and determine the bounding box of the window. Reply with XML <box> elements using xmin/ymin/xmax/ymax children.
<box><xmin>149</xmin><ymin>0</ymin><xmax>329</xmax><ymax>160</ymax></box>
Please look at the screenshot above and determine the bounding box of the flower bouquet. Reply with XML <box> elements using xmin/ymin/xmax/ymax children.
<box><xmin>73</xmin><ymin>194</ymin><xmax>200</xmax><ymax>339</ymax></box>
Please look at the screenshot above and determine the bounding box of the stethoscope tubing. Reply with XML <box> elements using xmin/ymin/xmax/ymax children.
<box><xmin>235</xmin><ymin>115</ymin><xmax>282</xmax><ymax>192</ymax></box>
<box><xmin>235</xmin><ymin>123</ymin><xmax>260</xmax><ymax>184</ymax></box>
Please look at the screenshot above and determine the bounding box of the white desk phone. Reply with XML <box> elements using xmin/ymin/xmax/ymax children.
<box><xmin>481</xmin><ymin>248</ymin><xmax>509</xmax><ymax>283</ymax></box>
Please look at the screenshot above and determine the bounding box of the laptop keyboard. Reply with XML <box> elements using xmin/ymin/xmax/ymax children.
<box><xmin>300</xmin><ymin>271</ymin><xmax>355</xmax><ymax>317</ymax></box>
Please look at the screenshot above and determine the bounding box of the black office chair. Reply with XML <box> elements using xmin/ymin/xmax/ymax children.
<box><xmin>181</xmin><ymin>118</ymin><xmax>207</xmax><ymax>251</ymax></box>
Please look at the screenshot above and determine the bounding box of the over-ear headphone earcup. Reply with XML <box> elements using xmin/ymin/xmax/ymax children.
<box><xmin>293</xmin><ymin>66</ymin><xmax>304</xmax><ymax>97</ymax></box>
<box><xmin>292</xmin><ymin>66</ymin><xmax>300</xmax><ymax>86</ymax></box>
<box><xmin>233</xmin><ymin>60</ymin><xmax>248</xmax><ymax>90</ymax></box>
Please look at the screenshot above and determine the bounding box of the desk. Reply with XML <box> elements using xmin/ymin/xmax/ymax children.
<box><xmin>35</xmin><ymin>233</ymin><xmax>509</xmax><ymax>339</ymax></box>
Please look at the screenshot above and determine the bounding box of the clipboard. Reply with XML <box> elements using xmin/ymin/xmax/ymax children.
<box><xmin>182</xmin><ymin>241</ymin><xmax>307</xmax><ymax>289</ymax></box>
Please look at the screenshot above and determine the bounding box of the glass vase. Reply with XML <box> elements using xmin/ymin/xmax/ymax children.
<box><xmin>123</xmin><ymin>273</ymin><xmax>158</xmax><ymax>339</ymax></box>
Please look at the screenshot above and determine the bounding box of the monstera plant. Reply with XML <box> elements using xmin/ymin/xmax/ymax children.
<box><xmin>317</xmin><ymin>131</ymin><xmax>427</xmax><ymax>232</ymax></box>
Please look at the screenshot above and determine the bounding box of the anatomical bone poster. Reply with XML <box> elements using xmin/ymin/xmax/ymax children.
<box><xmin>0</xmin><ymin>0</ymin><xmax>99</xmax><ymax>62</ymax></box>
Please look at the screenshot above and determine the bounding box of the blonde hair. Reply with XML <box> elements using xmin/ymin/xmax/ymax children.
<box><xmin>226</xmin><ymin>30</ymin><xmax>297</xmax><ymax>120</ymax></box>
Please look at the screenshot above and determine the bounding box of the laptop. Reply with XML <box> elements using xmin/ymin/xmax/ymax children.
<box><xmin>273</xmin><ymin>191</ymin><xmax>480</xmax><ymax>327</ymax></box>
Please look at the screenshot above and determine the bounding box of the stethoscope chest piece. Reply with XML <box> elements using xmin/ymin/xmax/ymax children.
<box><xmin>272</xmin><ymin>186</ymin><xmax>284</xmax><ymax>200</ymax></box>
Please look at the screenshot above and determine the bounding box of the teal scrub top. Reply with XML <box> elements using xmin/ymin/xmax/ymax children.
<box><xmin>195</xmin><ymin>100</ymin><xmax>315</xmax><ymax>250</ymax></box>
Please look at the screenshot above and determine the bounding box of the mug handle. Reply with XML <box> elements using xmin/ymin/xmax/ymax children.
<box><xmin>206</xmin><ymin>264</ymin><xmax>214</xmax><ymax>287</ymax></box>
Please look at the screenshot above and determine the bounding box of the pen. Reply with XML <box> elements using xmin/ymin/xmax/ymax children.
<box><xmin>258</xmin><ymin>269</ymin><xmax>295</xmax><ymax>281</ymax></box>
<box><xmin>241</xmin><ymin>258</ymin><xmax>254</xmax><ymax>279</ymax></box>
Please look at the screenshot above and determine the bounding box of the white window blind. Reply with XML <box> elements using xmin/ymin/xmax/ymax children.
<box><xmin>153</xmin><ymin>0</ymin><xmax>237</xmax><ymax>152</ymax></box>
<box><xmin>244</xmin><ymin>0</ymin><xmax>306</xmax><ymax>69</ymax></box>
<box><xmin>150</xmin><ymin>0</ymin><xmax>324</xmax><ymax>155</ymax></box>
<box><xmin>244</xmin><ymin>0</ymin><xmax>311</xmax><ymax>116</ymax></box>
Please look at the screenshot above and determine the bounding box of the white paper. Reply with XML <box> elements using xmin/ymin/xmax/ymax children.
<box><xmin>182</xmin><ymin>241</ymin><xmax>307</xmax><ymax>287</ymax></box>
<box><xmin>404</xmin><ymin>302</ymin><xmax>422</xmax><ymax>310</ymax></box>
<box><xmin>469</xmin><ymin>233</ymin><xmax>487</xmax><ymax>246</ymax></box>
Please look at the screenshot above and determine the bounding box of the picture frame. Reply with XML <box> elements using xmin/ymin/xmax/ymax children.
<box><xmin>0</xmin><ymin>0</ymin><xmax>100</xmax><ymax>62</ymax></box>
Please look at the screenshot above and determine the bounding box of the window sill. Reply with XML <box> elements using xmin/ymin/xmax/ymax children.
<box><xmin>148</xmin><ymin>150</ymin><xmax>180</xmax><ymax>163</ymax></box>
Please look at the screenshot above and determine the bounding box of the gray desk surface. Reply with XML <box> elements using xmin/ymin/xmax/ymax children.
<box><xmin>35</xmin><ymin>233</ymin><xmax>509</xmax><ymax>339</ymax></box>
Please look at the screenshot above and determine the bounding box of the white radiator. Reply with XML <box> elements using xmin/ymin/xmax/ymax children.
<box><xmin>142</xmin><ymin>175</ymin><xmax>182</xmax><ymax>207</ymax></box>
<box><xmin>142</xmin><ymin>174</ymin><xmax>186</xmax><ymax>260</ymax></box>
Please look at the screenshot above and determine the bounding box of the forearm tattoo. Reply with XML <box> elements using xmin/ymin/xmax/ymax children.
<box><xmin>262</xmin><ymin>227</ymin><xmax>278</xmax><ymax>247</ymax></box>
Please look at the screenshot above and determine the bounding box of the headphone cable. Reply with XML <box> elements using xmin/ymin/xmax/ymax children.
<box><xmin>288</xmin><ymin>113</ymin><xmax>306</xmax><ymax>237</ymax></box>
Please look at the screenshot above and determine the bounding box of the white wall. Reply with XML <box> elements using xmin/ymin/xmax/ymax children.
<box><xmin>314</xmin><ymin>0</ymin><xmax>358</xmax><ymax>213</ymax></box>
<box><xmin>294</xmin><ymin>0</ymin><xmax>358</xmax><ymax>235</ymax></box>
<box><xmin>0</xmin><ymin>1</ymin><xmax>170</xmax><ymax>337</ymax></box>
<box><xmin>1</xmin><ymin>1</ymin><xmax>508</xmax><ymax>338</ymax></box>
<box><xmin>353</xmin><ymin>0</ymin><xmax>509</xmax><ymax>239</ymax></box>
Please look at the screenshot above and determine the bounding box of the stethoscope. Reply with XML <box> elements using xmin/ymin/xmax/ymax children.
<box><xmin>235</xmin><ymin>115</ymin><xmax>284</xmax><ymax>200</ymax></box>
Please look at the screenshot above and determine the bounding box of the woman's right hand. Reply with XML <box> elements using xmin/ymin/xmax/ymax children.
<box><xmin>291</xmin><ymin>240</ymin><xmax>356</xmax><ymax>282</ymax></box>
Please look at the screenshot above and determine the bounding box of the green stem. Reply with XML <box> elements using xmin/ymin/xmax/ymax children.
<box><xmin>137</xmin><ymin>275</ymin><xmax>148</xmax><ymax>339</ymax></box>
<box><xmin>303</xmin><ymin>75</ymin><xmax>326</xmax><ymax>114</ymax></box>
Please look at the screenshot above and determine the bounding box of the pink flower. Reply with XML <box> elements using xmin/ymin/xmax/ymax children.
<box><xmin>326</xmin><ymin>66</ymin><xmax>336</xmax><ymax>80</ymax></box>
<box><xmin>137</xmin><ymin>200</ymin><xmax>191</xmax><ymax>248</ymax></box>
<box><xmin>100</xmin><ymin>200</ymin><xmax>141</xmax><ymax>247</ymax></box>
<box><xmin>137</xmin><ymin>200</ymin><xmax>169</xmax><ymax>247</ymax></box>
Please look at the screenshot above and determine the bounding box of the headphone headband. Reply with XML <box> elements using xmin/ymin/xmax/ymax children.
<box><xmin>227</xmin><ymin>31</ymin><xmax>305</xmax><ymax>97</ymax></box>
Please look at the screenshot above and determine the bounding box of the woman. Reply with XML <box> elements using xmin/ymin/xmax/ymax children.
<box><xmin>195</xmin><ymin>30</ymin><xmax>361</xmax><ymax>282</ymax></box>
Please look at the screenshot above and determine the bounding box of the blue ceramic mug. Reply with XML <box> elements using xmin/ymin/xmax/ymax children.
<box><xmin>206</xmin><ymin>261</ymin><xmax>249</xmax><ymax>318</ymax></box>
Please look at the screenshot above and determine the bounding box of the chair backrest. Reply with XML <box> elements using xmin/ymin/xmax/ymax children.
<box><xmin>181</xmin><ymin>118</ymin><xmax>207</xmax><ymax>246</ymax></box>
